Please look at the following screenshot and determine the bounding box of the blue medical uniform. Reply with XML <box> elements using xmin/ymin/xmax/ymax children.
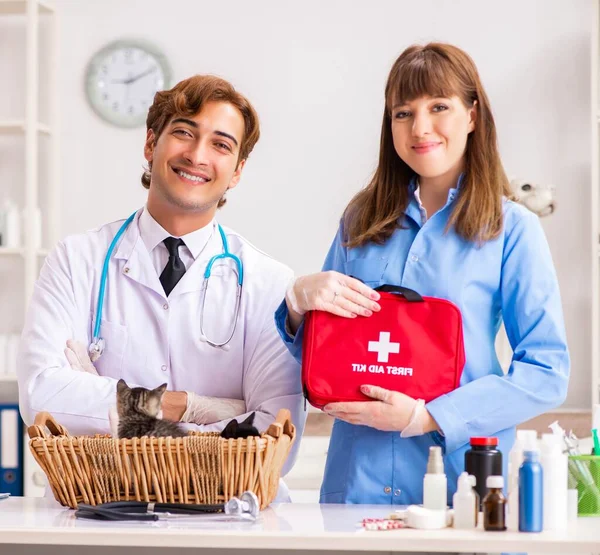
<box><xmin>275</xmin><ymin>180</ymin><xmax>569</xmax><ymax>505</ymax></box>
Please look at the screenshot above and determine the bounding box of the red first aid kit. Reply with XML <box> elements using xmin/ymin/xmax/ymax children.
<box><xmin>301</xmin><ymin>285</ymin><xmax>465</xmax><ymax>408</ymax></box>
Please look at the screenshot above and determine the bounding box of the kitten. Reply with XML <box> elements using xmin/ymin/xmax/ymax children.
<box><xmin>220</xmin><ymin>412</ymin><xmax>260</xmax><ymax>439</ymax></box>
<box><xmin>116</xmin><ymin>379</ymin><xmax>187</xmax><ymax>439</ymax></box>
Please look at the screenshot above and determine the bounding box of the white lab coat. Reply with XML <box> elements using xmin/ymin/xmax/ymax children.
<box><xmin>17</xmin><ymin>209</ymin><xmax>306</xmax><ymax>476</ymax></box>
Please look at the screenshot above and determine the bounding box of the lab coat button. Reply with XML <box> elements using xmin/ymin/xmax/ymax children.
<box><xmin>161</xmin><ymin>365</ymin><xmax>167</xmax><ymax>372</ymax></box>
<box><xmin>163</xmin><ymin>303</ymin><xmax>169</xmax><ymax>310</ymax></box>
<box><xmin>384</xmin><ymin>486</ymin><xmax>391</xmax><ymax>494</ymax></box>
<box><xmin>123</xmin><ymin>267</ymin><xmax>130</xmax><ymax>274</ymax></box>
<box><xmin>394</xmin><ymin>489</ymin><xmax>401</xmax><ymax>496</ymax></box>
<box><xmin>410</xmin><ymin>254</ymin><xmax>418</xmax><ymax>262</ymax></box>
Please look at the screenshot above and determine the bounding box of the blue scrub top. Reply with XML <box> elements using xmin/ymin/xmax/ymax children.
<box><xmin>275</xmin><ymin>181</ymin><xmax>569</xmax><ymax>505</ymax></box>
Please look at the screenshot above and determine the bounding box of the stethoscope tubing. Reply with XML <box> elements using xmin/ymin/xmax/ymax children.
<box><xmin>90</xmin><ymin>211</ymin><xmax>243</xmax><ymax>358</ymax></box>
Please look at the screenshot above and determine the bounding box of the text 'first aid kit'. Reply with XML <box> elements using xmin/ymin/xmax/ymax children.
<box><xmin>301</xmin><ymin>285</ymin><xmax>465</xmax><ymax>408</ymax></box>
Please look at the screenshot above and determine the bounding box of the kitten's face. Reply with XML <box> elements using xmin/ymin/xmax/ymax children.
<box><xmin>116</xmin><ymin>380</ymin><xmax>167</xmax><ymax>418</ymax></box>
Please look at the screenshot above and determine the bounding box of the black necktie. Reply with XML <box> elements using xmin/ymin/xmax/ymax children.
<box><xmin>160</xmin><ymin>237</ymin><xmax>186</xmax><ymax>296</ymax></box>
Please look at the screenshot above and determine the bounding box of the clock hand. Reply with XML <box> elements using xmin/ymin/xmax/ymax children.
<box><xmin>123</xmin><ymin>66</ymin><xmax>158</xmax><ymax>85</ymax></box>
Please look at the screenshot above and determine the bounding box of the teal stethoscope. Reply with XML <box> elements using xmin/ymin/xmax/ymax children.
<box><xmin>88</xmin><ymin>211</ymin><xmax>243</xmax><ymax>361</ymax></box>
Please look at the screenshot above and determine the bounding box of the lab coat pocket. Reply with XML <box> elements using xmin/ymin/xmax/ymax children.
<box><xmin>90</xmin><ymin>318</ymin><xmax>128</xmax><ymax>378</ymax></box>
<box><xmin>343</xmin><ymin>258</ymin><xmax>388</xmax><ymax>287</ymax></box>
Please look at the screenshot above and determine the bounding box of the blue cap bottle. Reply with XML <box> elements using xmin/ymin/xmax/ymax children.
<box><xmin>519</xmin><ymin>450</ymin><xmax>544</xmax><ymax>532</ymax></box>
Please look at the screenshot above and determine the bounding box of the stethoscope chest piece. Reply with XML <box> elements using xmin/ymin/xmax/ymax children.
<box><xmin>88</xmin><ymin>338</ymin><xmax>105</xmax><ymax>362</ymax></box>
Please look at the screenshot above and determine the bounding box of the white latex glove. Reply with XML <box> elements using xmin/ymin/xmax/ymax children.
<box><xmin>181</xmin><ymin>392</ymin><xmax>246</xmax><ymax>425</ymax></box>
<box><xmin>323</xmin><ymin>385</ymin><xmax>429</xmax><ymax>437</ymax></box>
<box><xmin>64</xmin><ymin>339</ymin><xmax>98</xmax><ymax>375</ymax></box>
<box><xmin>108</xmin><ymin>405</ymin><xmax>119</xmax><ymax>437</ymax></box>
<box><xmin>285</xmin><ymin>271</ymin><xmax>381</xmax><ymax>318</ymax></box>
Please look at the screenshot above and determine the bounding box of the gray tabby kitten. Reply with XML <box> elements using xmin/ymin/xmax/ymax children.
<box><xmin>116</xmin><ymin>379</ymin><xmax>187</xmax><ymax>439</ymax></box>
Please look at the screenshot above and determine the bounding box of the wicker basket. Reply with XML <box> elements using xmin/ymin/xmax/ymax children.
<box><xmin>27</xmin><ymin>408</ymin><xmax>295</xmax><ymax>510</ymax></box>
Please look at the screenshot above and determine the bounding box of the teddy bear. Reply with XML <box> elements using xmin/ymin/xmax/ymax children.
<box><xmin>510</xmin><ymin>178</ymin><xmax>556</xmax><ymax>217</ymax></box>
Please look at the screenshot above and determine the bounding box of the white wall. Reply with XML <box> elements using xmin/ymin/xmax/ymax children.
<box><xmin>0</xmin><ymin>0</ymin><xmax>594</xmax><ymax>409</ymax></box>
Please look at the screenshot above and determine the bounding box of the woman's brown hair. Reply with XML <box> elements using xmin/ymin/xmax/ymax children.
<box><xmin>344</xmin><ymin>43</ymin><xmax>512</xmax><ymax>247</ymax></box>
<box><xmin>141</xmin><ymin>75</ymin><xmax>260</xmax><ymax>208</ymax></box>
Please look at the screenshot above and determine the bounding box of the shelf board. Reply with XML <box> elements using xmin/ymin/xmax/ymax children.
<box><xmin>0</xmin><ymin>248</ymin><xmax>51</xmax><ymax>256</ymax></box>
<box><xmin>0</xmin><ymin>121</ymin><xmax>51</xmax><ymax>135</ymax></box>
<box><xmin>0</xmin><ymin>0</ymin><xmax>54</xmax><ymax>15</ymax></box>
<box><xmin>0</xmin><ymin>374</ymin><xmax>17</xmax><ymax>382</ymax></box>
<box><xmin>0</xmin><ymin>247</ymin><xmax>23</xmax><ymax>255</ymax></box>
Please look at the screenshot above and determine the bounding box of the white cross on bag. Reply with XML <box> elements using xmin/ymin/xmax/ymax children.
<box><xmin>368</xmin><ymin>331</ymin><xmax>400</xmax><ymax>363</ymax></box>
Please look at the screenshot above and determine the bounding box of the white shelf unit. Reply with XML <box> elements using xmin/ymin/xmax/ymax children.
<box><xmin>0</xmin><ymin>0</ymin><xmax>59</xmax><ymax>500</ymax></box>
<box><xmin>0</xmin><ymin>0</ymin><xmax>52</xmax><ymax>14</ymax></box>
<box><xmin>0</xmin><ymin>121</ymin><xmax>51</xmax><ymax>135</ymax></box>
<box><xmin>593</xmin><ymin>0</ymin><xmax>600</xmax><ymax>408</ymax></box>
<box><xmin>0</xmin><ymin>0</ymin><xmax>59</xmax><ymax>380</ymax></box>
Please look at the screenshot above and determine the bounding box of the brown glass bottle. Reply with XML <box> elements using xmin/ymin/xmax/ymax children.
<box><xmin>483</xmin><ymin>475</ymin><xmax>507</xmax><ymax>531</ymax></box>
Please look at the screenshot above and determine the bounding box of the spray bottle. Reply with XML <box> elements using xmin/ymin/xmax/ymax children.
<box><xmin>423</xmin><ymin>446</ymin><xmax>447</xmax><ymax>510</ymax></box>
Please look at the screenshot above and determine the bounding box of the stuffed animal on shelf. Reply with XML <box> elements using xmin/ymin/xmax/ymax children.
<box><xmin>510</xmin><ymin>178</ymin><xmax>556</xmax><ymax>217</ymax></box>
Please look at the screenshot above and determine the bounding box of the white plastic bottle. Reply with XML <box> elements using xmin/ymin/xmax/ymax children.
<box><xmin>4</xmin><ymin>201</ymin><xmax>21</xmax><ymax>248</ymax></box>
<box><xmin>508</xmin><ymin>429</ymin><xmax>537</xmax><ymax>531</ymax></box>
<box><xmin>0</xmin><ymin>334</ymin><xmax>7</xmax><ymax>375</ymax></box>
<box><xmin>469</xmin><ymin>475</ymin><xmax>480</xmax><ymax>525</ymax></box>
<box><xmin>0</xmin><ymin>205</ymin><xmax>5</xmax><ymax>246</ymax></box>
<box><xmin>6</xmin><ymin>334</ymin><xmax>19</xmax><ymax>377</ymax></box>
<box><xmin>453</xmin><ymin>472</ymin><xmax>477</xmax><ymax>529</ymax></box>
<box><xmin>423</xmin><ymin>446</ymin><xmax>447</xmax><ymax>510</ymax></box>
<box><xmin>541</xmin><ymin>433</ymin><xmax>568</xmax><ymax>531</ymax></box>
<box><xmin>22</xmin><ymin>207</ymin><xmax>42</xmax><ymax>249</ymax></box>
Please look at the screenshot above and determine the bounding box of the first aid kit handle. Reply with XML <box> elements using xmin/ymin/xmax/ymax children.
<box><xmin>375</xmin><ymin>284</ymin><xmax>424</xmax><ymax>302</ymax></box>
<box><xmin>28</xmin><ymin>412</ymin><xmax>70</xmax><ymax>439</ymax></box>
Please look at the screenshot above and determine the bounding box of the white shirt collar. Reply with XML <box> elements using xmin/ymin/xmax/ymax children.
<box><xmin>138</xmin><ymin>206</ymin><xmax>215</xmax><ymax>260</ymax></box>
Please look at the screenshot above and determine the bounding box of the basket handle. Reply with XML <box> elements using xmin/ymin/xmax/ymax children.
<box><xmin>27</xmin><ymin>412</ymin><xmax>70</xmax><ymax>439</ymax></box>
<box><xmin>266</xmin><ymin>409</ymin><xmax>294</xmax><ymax>439</ymax></box>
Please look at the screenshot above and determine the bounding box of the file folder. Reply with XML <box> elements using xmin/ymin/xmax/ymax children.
<box><xmin>0</xmin><ymin>405</ymin><xmax>23</xmax><ymax>496</ymax></box>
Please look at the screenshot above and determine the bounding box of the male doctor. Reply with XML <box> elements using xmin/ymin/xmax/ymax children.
<box><xmin>17</xmin><ymin>74</ymin><xmax>306</xmax><ymax>477</ymax></box>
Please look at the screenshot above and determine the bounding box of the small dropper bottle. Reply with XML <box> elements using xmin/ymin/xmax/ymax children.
<box><xmin>453</xmin><ymin>472</ymin><xmax>477</xmax><ymax>529</ymax></box>
<box><xmin>483</xmin><ymin>475</ymin><xmax>507</xmax><ymax>531</ymax></box>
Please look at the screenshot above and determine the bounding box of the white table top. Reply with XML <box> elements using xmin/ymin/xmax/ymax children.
<box><xmin>0</xmin><ymin>497</ymin><xmax>598</xmax><ymax>553</ymax></box>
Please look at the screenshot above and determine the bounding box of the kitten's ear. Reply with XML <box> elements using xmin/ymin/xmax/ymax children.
<box><xmin>242</xmin><ymin>412</ymin><xmax>255</xmax><ymax>426</ymax></box>
<box><xmin>154</xmin><ymin>383</ymin><xmax>167</xmax><ymax>397</ymax></box>
<box><xmin>154</xmin><ymin>383</ymin><xmax>167</xmax><ymax>395</ymax></box>
<box><xmin>116</xmin><ymin>379</ymin><xmax>128</xmax><ymax>394</ymax></box>
<box><xmin>220</xmin><ymin>418</ymin><xmax>239</xmax><ymax>439</ymax></box>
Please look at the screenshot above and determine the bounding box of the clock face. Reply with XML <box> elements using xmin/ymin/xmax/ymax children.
<box><xmin>85</xmin><ymin>40</ymin><xmax>171</xmax><ymax>128</ymax></box>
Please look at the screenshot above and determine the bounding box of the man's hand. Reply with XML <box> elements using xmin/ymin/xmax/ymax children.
<box><xmin>162</xmin><ymin>391</ymin><xmax>188</xmax><ymax>422</ymax></box>
<box><xmin>64</xmin><ymin>340</ymin><xmax>98</xmax><ymax>375</ymax></box>
<box><xmin>181</xmin><ymin>393</ymin><xmax>246</xmax><ymax>425</ymax></box>
<box><xmin>323</xmin><ymin>385</ymin><xmax>439</xmax><ymax>437</ymax></box>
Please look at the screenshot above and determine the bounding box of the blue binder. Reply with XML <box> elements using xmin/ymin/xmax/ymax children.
<box><xmin>0</xmin><ymin>404</ymin><xmax>23</xmax><ymax>496</ymax></box>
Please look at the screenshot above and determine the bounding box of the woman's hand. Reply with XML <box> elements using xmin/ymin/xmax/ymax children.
<box><xmin>285</xmin><ymin>271</ymin><xmax>381</xmax><ymax>332</ymax></box>
<box><xmin>323</xmin><ymin>385</ymin><xmax>439</xmax><ymax>437</ymax></box>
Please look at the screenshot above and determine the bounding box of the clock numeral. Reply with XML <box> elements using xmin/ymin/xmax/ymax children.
<box><xmin>103</xmin><ymin>93</ymin><xmax>109</xmax><ymax>101</ymax></box>
<box><xmin>112</xmin><ymin>102</ymin><xmax>119</xmax><ymax>112</ymax></box>
<box><xmin>125</xmin><ymin>49</ymin><xmax>133</xmax><ymax>63</ymax></box>
<box><xmin>128</xmin><ymin>106</ymin><xmax>134</xmax><ymax>114</ymax></box>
